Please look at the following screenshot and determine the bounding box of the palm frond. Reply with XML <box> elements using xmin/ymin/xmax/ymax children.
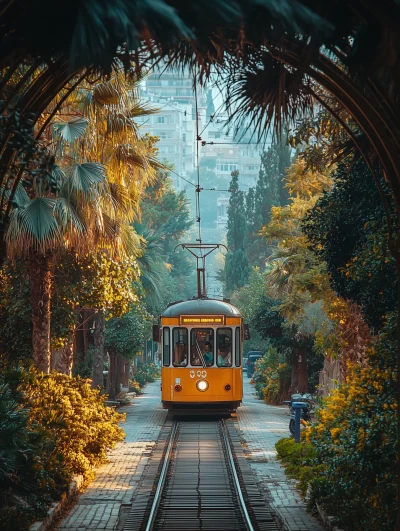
<box><xmin>106</xmin><ymin>181</ymin><xmax>138</xmax><ymax>219</ymax></box>
<box><xmin>52</xmin><ymin>117</ymin><xmax>89</xmax><ymax>143</ymax></box>
<box><xmin>128</xmin><ymin>101</ymin><xmax>159</xmax><ymax>118</ymax></box>
<box><xmin>223</xmin><ymin>53</ymin><xmax>314</xmax><ymax>140</ymax></box>
<box><xmin>93</xmin><ymin>80</ymin><xmax>121</xmax><ymax>105</ymax></box>
<box><xmin>7</xmin><ymin>197</ymin><xmax>60</xmax><ymax>258</ymax></box>
<box><xmin>107</xmin><ymin>112</ymin><xmax>137</xmax><ymax>138</ymax></box>
<box><xmin>10</xmin><ymin>182</ymin><xmax>29</xmax><ymax>208</ymax></box>
<box><xmin>65</xmin><ymin>162</ymin><xmax>107</xmax><ymax>197</ymax></box>
<box><xmin>114</xmin><ymin>144</ymin><xmax>149</xmax><ymax>171</ymax></box>
<box><xmin>53</xmin><ymin>197</ymin><xmax>87</xmax><ymax>237</ymax></box>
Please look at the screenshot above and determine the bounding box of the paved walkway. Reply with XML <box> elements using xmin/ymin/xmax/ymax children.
<box><xmin>55</xmin><ymin>381</ymin><xmax>167</xmax><ymax>530</ymax></box>
<box><xmin>55</xmin><ymin>378</ymin><xmax>323</xmax><ymax>531</ymax></box>
<box><xmin>236</xmin><ymin>378</ymin><xmax>324</xmax><ymax>531</ymax></box>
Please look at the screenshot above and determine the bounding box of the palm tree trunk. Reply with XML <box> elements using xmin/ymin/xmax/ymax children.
<box><xmin>29</xmin><ymin>251</ymin><xmax>52</xmax><ymax>373</ymax></box>
<box><xmin>92</xmin><ymin>310</ymin><xmax>105</xmax><ymax>388</ymax></box>
<box><xmin>53</xmin><ymin>338</ymin><xmax>74</xmax><ymax>376</ymax></box>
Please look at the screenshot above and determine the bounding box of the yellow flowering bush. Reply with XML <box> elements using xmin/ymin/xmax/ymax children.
<box><xmin>306</xmin><ymin>314</ymin><xmax>397</xmax><ymax>531</ymax></box>
<box><xmin>26</xmin><ymin>372</ymin><xmax>126</xmax><ymax>477</ymax></box>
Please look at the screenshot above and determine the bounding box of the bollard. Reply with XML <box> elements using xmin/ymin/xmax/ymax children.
<box><xmin>292</xmin><ymin>402</ymin><xmax>307</xmax><ymax>443</ymax></box>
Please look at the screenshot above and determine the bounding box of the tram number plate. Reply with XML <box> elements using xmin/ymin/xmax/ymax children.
<box><xmin>190</xmin><ymin>370</ymin><xmax>207</xmax><ymax>379</ymax></box>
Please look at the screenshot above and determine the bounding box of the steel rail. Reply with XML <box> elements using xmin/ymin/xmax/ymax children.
<box><xmin>144</xmin><ymin>421</ymin><xmax>178</xmax><ymax>531</ymax></box>
<box><xmin>220</xmin><ymin>420</ymin><xmax>255</xmax><ymax>531</ymax></box>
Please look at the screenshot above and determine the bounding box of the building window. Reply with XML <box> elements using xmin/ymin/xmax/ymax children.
<box><xmin>156</xmin><ymin>116</ymin><xmax>172</xmax><ymax>124</ymax></box>
<box><xmin>216</xmin><ymin>162</ymin><xmax>240</xmax><ymax>172</ymax></box>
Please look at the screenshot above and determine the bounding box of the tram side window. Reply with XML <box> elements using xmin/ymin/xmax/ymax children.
<box><xmin>163</xmin><ymin>328</ymin><xmax>170</xmax><ymax>367</ymax></box>
<box><xmin>190</xmin><ymin>329</ymin><xmax>214</xmax><ymax>366</ymax></box>
<box><xmin>172</xmin><ymin>328</ymin><xmax>188</xmax><ymax>367</ymax></box>
<box><xmin>217</xmin><ymin>328</ymin><xmax>232</xmax><ymax>367</ymax></box>
<box><xmin>235</xmin><ymin>327</ymin><xmax>241</xmax><ymax>367</ymax></box>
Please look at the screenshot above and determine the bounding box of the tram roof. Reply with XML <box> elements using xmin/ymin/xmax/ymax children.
<box><xmin>161</xmin><ymin>298</ymin><xmax>242</xmax><ymax>317</ymax></box>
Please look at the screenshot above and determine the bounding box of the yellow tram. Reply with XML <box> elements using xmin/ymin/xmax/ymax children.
<box><xmin>157</xmin><ymin>297</ymin><xmax>246</xmax><ymax>414</ymax></box>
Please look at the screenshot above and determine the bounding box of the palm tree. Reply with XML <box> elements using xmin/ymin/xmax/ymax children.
<box><xmin>5</xmin><ymin>70</ymin><xmax>163</xmax><ymax>374</ymax></box>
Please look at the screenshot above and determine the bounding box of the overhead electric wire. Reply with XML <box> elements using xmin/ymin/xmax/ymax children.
<box><xmin>194</xmin><ymin>80</ymin><xmax>202</xmax><ymax>248</ymax></box>
<box><xmin>168</xmin><ymin>168</ymin><xmax>196</xmax><ymax>188</ymax></box>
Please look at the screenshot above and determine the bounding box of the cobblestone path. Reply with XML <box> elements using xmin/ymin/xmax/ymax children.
<box><xmin>55</xmin><ymin>378</ymin><xmax>323</xmax><ymax>531</ymax></box>
<box><xmin>236</xmin><ymin>378</ymin><xmax>324</xmax><ymax>531</ymax></box>
<box><xmin>55</xmin><ymin>381</ymin><xmax>167</xmax><ymax>530</ymax></box>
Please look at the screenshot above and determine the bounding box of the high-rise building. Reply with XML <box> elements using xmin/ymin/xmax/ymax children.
<box><xmin>136</xmin><ymin>68</ymin><xmax>269</xmax><ymax>232</ymax></box>
<box><xmin>136</xmin><ymin>69</ymin><xmax>206</xmax><ymax>189</ymax></box>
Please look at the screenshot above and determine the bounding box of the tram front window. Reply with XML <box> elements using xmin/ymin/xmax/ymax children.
<box><xmin>190</xmin><ymin>329</ymin><xmax>214</xmax><ymax>366</ymax></box>
<box><xmin>217</xmin><ymin>328</ymin><xmax>233</xmax><ymax>367</ymax></box>
<box><xmin>173</xmin><ymin>328</ymin><xmax>188</xmax><ymax>367</ymax></box>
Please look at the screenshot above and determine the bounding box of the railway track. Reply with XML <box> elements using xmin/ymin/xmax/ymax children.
<box><xmin>122</xmin><ymin>419</ymin><xmax>281</xmax><ymax>531</ymax></box>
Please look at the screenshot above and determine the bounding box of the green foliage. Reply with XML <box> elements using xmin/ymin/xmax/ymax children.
<box><xmin>275</xmin><ymin>438</ymin><xmax>323</xmax><ymax>497</ymax></box>
<box><xmin>27</xmin><ymin>372</ymin><xmax>126</xmax><ymax>477</ymax></box>
<box><xmin>252</xmin><ymin>347</ymin><xmax>291</xmax><ymax>403</ymax></box>
<box><xmin>244</xmin><ymin>140</ymin><xmax>292</xmax><ymax>266</ymax></box>
<box><xmin>0</xmin><ymin>249</ymin><xmax>142</xmax><ymax>360</ymax></box>
<box><xmin>73</xmin><ymin>346</ymin><xmax>93</xmax><ymax>379</ymax></box>
<box><xmin>225</xmin><ymin>170</ymin><xmax>250</xmax><ymax>293</ymax></box>
<box><xmin>0</xmin><ymin>366</ymin><xmax>70</xmax><ymax>531</ymax></box>
<box><xmin>133</xmin><ymin>362</ymin><xmax>160</xmax><ymax>387</ymax></box>
<box><xmin>303</xmin><ymin>158</ymin><xmax>397</xmax><ymax>330</ymax></box>
<box><xmin>105</xmin><ymin>304</ymin><xmax>152</xmax><ymax>358</ymax></box>
<box><xmin>139</xmin><ymin>170</ymin><xmax>195</xmax><ymax>307</ymax></box>
<box><xmin>128</xmin><ymin>378</ymin><xmax>142</xmax><ymax>394</ymax></box>
<box><xmin>306</xmin><ymin>314</ymin><xmax>397</xmax><ymax>531</ymax></box>
<box><xmin>225</xmin><ymin>249</ymin><xmax>251</xmax><ymax>292</ymax></box>
<box><xmin>0</xmin><ymin>264</ymin><xmax>32</xmax><ymax>361</ymax></box>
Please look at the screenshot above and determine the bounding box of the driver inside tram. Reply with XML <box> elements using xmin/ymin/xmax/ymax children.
<box><xmin>217</xmin><ymin>342</ymin><xmax>232</xmax><ymax>367</ymax></box>
<box><xmin>203</xmin><ymin>342</ymin><xmax>213</xmax><ymax>366</ymax></box>
<box><xmin>173</xmin><ymin>341</ymin><xmax>188</xmax><ymax>366</ymax></box>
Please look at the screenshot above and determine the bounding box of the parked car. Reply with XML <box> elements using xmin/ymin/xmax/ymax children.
<box><xmin>246</xmin><ymin>351</ymin><xmax>263</xmax><ymax>378</ymax></box>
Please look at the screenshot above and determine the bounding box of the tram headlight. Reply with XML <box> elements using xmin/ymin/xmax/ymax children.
<box><xmin>174</xmin><ymin>384</ymin><xmax>182</xmax><ymax>392</ymax></box>
<box><xmin>196</xmin><ymin>380</ymin><xmax>209</xmax><ymax>392</ymax></box>
<box><xmin>224</xmin><ymin>384</ymin><xmax>231</xmax><ymax>391</ymax></box>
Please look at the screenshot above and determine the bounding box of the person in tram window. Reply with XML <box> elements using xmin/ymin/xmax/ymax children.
<box><xmin>217</xmin><ymin>342</ymin><xmax>232</xmax><ymax>367</ymax></box>
<box><xmin>203</xmin><ymin>342</ymin><xmax>213</xmax><ymax>366</ymax></box>
<box><xmin>173</xmin><ymin>341</ymin><xmax>188</xmax><ymax>366</ymax></box>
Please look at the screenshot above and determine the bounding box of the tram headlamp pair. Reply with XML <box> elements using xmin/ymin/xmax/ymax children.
<box><xmin>196</xmin><ymin>380</ymin><xmax>209</xmax><ymax>392</ymax></box>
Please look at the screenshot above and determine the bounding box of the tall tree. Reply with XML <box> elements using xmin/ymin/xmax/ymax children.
<box><xmin>245</xmin><ymin>140</ymin><xmax>292</xmax><ymax>266</ymax></box>
<box><xmin>224</xmin><ymin>170</ymin><xmax>250</xmax><ymax>293</ymax></box>
<box><xmin>4</xmin><ymin>71</ymin><xmax>159</xmax><ymax>373</ymax></box>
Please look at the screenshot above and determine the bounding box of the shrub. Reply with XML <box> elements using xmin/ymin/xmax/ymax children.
<box><xmin>128</xmin><ymin>378</ymin><xmax>142</xmax><ymax>394</ymax></box>
<box><xmin>253</xmin><ymin>347</ymin><xmax>290</xmax><ymax>403</ymax></box>
<box><xmin>26</xmin><ymin>373</ymin><xmax>126</xmax><ymax>478</ymax></box>
<box><xmin>0</xmin><ymin>366</ymin><xmax>70</xmax><ymax>531</ymax></box>
<box><xmin>304</xmin><ymin>315</ymin><xmax>396</xmax><ymax>531</ymax></box>
<box><xmin>275</xmin><ymin>437</ymin><xmax>323</xmax><ymax>496</ymax></box>
<box><xmin>133</xmin><ymin>362</ymin><xmax>160</xmax><ymax>388</ymax></box>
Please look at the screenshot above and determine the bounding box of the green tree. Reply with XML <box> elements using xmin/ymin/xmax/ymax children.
<box><xmin>303</xmin><ymin>157</ymin><xmax>397</xmax><ymax>331</ymax></box>
<box><xmin>224</xmin><ymin>170</ymin><xmax>250</xmax><ymax>293</ymax></box>
<box><xmin>245</xmin><ymin>140</ymin><xmax>292</xmax><ymax>266</ymax></box>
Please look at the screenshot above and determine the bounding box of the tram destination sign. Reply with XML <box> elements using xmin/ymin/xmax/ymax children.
<box><xmin>179</xmin><ymin>315</ymin><xmax>226</xmax><ymax>325</ymax></box>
